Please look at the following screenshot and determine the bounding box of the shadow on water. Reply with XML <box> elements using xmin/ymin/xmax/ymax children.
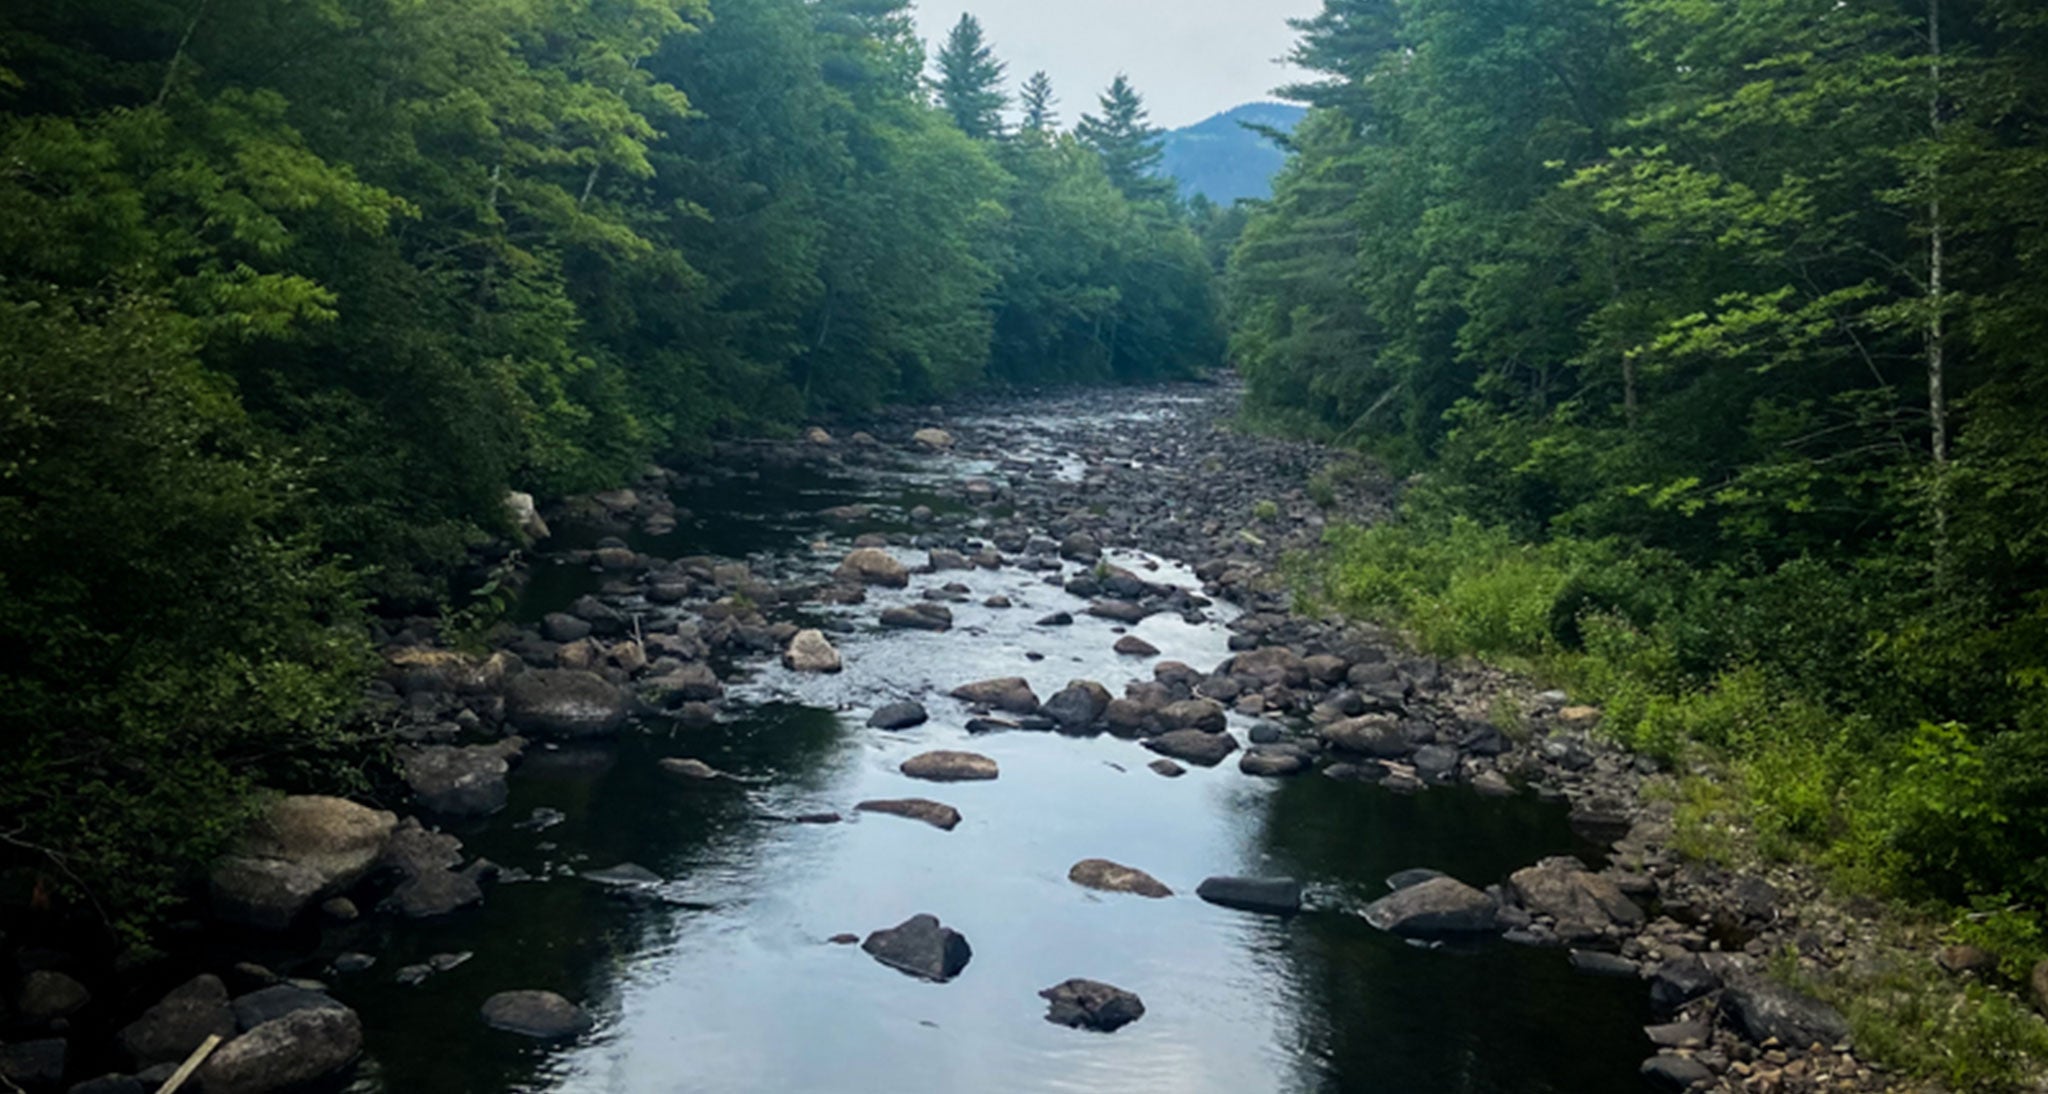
<box><xmin>1252</xmin><ymin>777</ymin><xmax>1651</xmax><ymax>1094</ymax></box>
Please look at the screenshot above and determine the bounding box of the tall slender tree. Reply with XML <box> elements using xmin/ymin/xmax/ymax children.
<box><xmin>1019</xmin><ymin>69</ymin><xmax>1057</xmax><ymax>132</ymax></box>
<box><xmin>933</xmin><ymin>12</ymin><xmax>1007</xmax><ymax>140</ymax></box>
<box><xmin>1076</xmin><ymin>74</ymin><xmax>1170</xmax><ymax>201</ymax></box>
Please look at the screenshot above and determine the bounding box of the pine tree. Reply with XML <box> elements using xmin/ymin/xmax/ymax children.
<box><xmin>933</xmin><ymin>13</ymin><xmax>1007</xmax><ymax>140</ymax></box>
<box><xmin>1020</xmin><ymin>70</ymin><xmax>1057</xmax><ymax>131</ymax></box>
<box><xmin>1076</xmin><ymin>74</ymin><xmax>1169</xmax><ymax>201</ymax></box>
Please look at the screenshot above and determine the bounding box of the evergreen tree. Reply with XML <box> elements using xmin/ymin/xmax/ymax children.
<box><xmin>933</xmin><ymin>12</ymin><xmax>1007</xmax><ymax>140</ymax></box>
<box><xmin>1076</xmin><ymin>75</ymin><xmax>1170</xmax><ymax>201</ymax></box>
<box><xmin>1019</xmin><ymin>69</ymin><xmax>1057</xmax><ymax>132</ymax></box>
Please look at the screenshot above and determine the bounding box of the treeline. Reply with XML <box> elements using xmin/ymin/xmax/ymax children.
<box><xmin>0</xmin><ymin>0</ymin><xmax>1219</xmax><ymax>932</ymax></box>
<box><xmin>1233</xmin><ymin>0</ymin><xmax>2048</xmax><ymax>1006</ymax></box>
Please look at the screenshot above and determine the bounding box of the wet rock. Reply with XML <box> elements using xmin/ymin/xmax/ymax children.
<box><xmin>479</xmin><ymin>991</ymin><xmax>592</xmax><ymax>1040</ymax></box>
<box><xmin>66</xmin><ymin>1075</ymin><xmax>143</xmax><ymax>1094</ymax></box>
<box><xmin>1147</xmin><ymin>758</ymin><xmax>1185</xmax><ymax>778</ymax></box>
<box><xmin>1410</xmin><ymin>743</ymin><xmax>1459</xmax><ymax>781</ymax></box>
<box><xmin>1385</xmin><ymin>868</ymin><xmax>1447</xmax><ymax>891</ymax></box>
<box><xmin>818</xmin><ymin>504</ymin><xmax>870</xmax><ymax>523</ymax></box>
<box><xmin>210</xmin><ymin>796</ymin><xmax>397</xmax><ymax>930</ymax></box>
<box><xmin>1223</xmin><ymin>647</ymin><xmax>1308</xmax><ymax>688</ymax></box>
<box><xmin>1087</xmin><ymin>600</ymin><xmax>1154</xmax><ymax>624</ymax></box>
<box><xmin>1721</xmin><ymin>980</ymin><xmax>1851</xmax><ymax>1048</ymax></box>
<box><xmin>1156</xmin><ymin>699</ymin><xmax>1227</xmax><ymax>733</ymax></box>
<box><xmin>867</xmin><ymin>701</ymin><xmax>929</xmax><ymax>730</ymax></box>
<box><xmin>1113</xmin><ymin>635</ymin><xmax>1160</xmax><ymax>657</ymax></box>
<box><xmin>582</xmin><ymin>863</ymin><xmax>662</xmax><ymax>887</ymax></box>
<box><xmin>900</xmin><ymin>750</ymin><xmax>999</xmax><ymax>782</ymax></box>
<box><xmin>14</xmin><ymin>970</ymin><xmax>89</xmax><ymax>1022</ymax></box>
<box><xmin>862</xmin><ymin>914</ymin><xmax>972</xmax><ymax>982</ymax></box>
<box><xmin>386</xmin><ymin>861</ymin><xmax>486</xmax><ymax>919</ymax></box>
<box><xmin>1507</xmin><ymin>857</ymin><xmax>1645</xmax><ymax>939</ymax></box>
<box><xmin>504</xmin><ymin>669</ymin><xmax>629</xmax><ymax>737</ymax></box>
<box><xmin>1058</xmin><ymin>532</ymin><xmax>1101</xmax><ymax>561</ymax></box>
<box><xmin>1142</xmin><ymin>729</ymin><xmax>1238</xmax><ymax>766</ymax></box>
<box><xmin>949</xmin><ymin>677</ymin><xmax>1040</xmax><ymax>715</ymax></box>
<box><xmin>0</xmin><ymin>1039</ymin><xmax>65</xmax><ymax>1088</ymax></box>
<box><xmin>856</xmin><ymin>799</ymin><xmax>962</xmax><ymax>831</ymax></box>
<box><xmin>1362</xmin><ymin>876</ymin><xmax>1499</xmax><ymax>936</ymax></box>
<box><xmin>230</xmin><ymin>986</ymin><xmax>346</xmax><ymax>1032</ymax></box>
<box><xmin>1320</xmin><ymin>714</ymin><xmax>1411</xmax><ymax>758</ymax></box>
<box><xmin>1035</xmin><ymin>611</ymin><xmax>1074</xmax><ymax>627</ymax></box>
<box><xmin>116</xmin><ymin>975</ymin><xmax>234</xmax><ymax>1067</ymax></box>
<box><xmin>541</xmin><ymin>612</ymin><xmax>592</xmax><ymax>643</ymax></box>
<box><xmin>1644</xmin><ymin>1020</ymin><xmax>1709</xmax><ymax>1048</ymax></box>
<box><xmin>1567</xmin><ymin>808</ymin><xmax>1633</xmax><ymax>846</ymax></box>
<box><xmin>911</xmin><ymin>428</ymin><xmax>955</xmax><ymax>450</ymax></box>
<box><xmin>658</xmin><ymin>757</ymin><xmax>730</xmax><ymax>781</ymax></box>
<box><xmin>927</xmin><ymin>548</ymin><xmax>971</xmax><ymax>570</ymax></box>
<box><xmin>193</xmin><ymin>1007</ymin><xmax>362</xmax><ymax>1094</ymax></box>
<box><xmin>782</xmin><ymin>629</ymin><xmax>844</xmax><ymax>673</ymax></box>
<box><xmin>1568</xmin><ymin>951</ymin><xmax>1640</xmax><ymax>978</ymax></box>
<box><xmin>835</xmin><ymin>548</ymin><xmax>910</xmax><ymax>588</ymax></box>
<box><xmin>880</xmin><ymin>604</ymin><xmax>952</xmax><ymax>632</ymax></box>
<box><xmin>1247</xmin><ymin>722</ymin><xmax>1284</xmax><ymax>744</ymax></box>
<box><xmin>1042</xmin><ymin>681</ymin><xmax>1110</xmax><ymax>731</ymax></box>
<box><xmin>644</xmin><ymin>662</ymin><xmax>723</xmax><ymax>705</ymax></box>
<box><xmin>1639</xmin><ymin>1053</ymin><xmax>1713</xmax><ymax>1091</ymax></box>
<box><xmin>1238</xmin><ymin>745</ymin><xmax>1311</xmax><ymax>777</ymax></box>
<box><xmin>1067</xmin><ymin>858</ymin><xmax>1172</xmax><ymax>898</ymax></box>
<box><xmin>399</xmin><ymin>740</ymin><xmax>521</xmax><ymax>816</ymax></box>
<box><xmin>1039</xmin><ymin>979</ymin><xmax>1144</xmax><ymax>1032</ymax></box>
<box><xmin>331</xmin><ymin>954</ymin><xmax>375</xmax><ymax>975</ymax></box>
<box><xmin>1471</xmin><ymin>770</ymin><xmax>1515</xmax><ymax>797</ymax></box>
<box><xmin>1196</xmin><ymin>876</ymin><xmax>1301</xmax><ymax>915</ymax></box>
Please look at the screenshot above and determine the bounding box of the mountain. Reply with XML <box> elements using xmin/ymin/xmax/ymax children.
<box><xmin>1157</xmin><ymin>101</ymin><xmax>1308</xmax><ymax>204</ymax></box>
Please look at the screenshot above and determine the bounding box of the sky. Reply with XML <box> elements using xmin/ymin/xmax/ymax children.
<box><xmin>910</xmin><ymin>0</ymin><xmax>1323</xmax><ymax>130</ymax></box>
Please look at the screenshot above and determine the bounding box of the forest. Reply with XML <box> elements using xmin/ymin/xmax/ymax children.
<box><xmin>1230</xmin><ymin>0</ymin><xmax>2048</xmax><ymax>1051</ymax></box>
<box><xmin>0</xmin><ymin>0</ymin><xmax>1224</xmax><ymax>933</ymax></box>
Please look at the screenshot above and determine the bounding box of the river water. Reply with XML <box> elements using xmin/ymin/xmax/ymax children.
<box><xmin>330</xmin><ymin>396</ymin><xmax>1650</xmax><ymax>1093</ymax></box>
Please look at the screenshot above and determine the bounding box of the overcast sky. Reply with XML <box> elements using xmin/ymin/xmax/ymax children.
<box><xmin>910</xmin><ymin>0</ymin><xmax>1321</xmax><ymax>130</ymax></box>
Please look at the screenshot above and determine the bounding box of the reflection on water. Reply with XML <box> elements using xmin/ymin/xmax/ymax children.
<box><xmin>345</xmin><ymin>394</ymin><xmax>1647</xmax><ymax>1093</ymax></box>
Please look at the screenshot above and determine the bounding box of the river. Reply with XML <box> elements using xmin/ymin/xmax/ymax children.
<box><xmin>327</xmin><ymin>389</ymin><xmax>1650</xmax><ymax>1093</ymax></box>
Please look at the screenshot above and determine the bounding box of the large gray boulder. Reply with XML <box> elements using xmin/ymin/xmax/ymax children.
<box><xmin>209</xmin><ymin>796</ymin><xmax>397</xmax><ymax>930</ymax></box>
<box><xmin>399</xmin><ymin>740</ymin><xmax>522</xmax><ymax>816</ymax></box>
<box><xmin>1362</xmin><ymin>876</ymin><xmax>1500</xmax><ymax>936</ymax></box>
<box><xmin>198</xmin><ymin>1007</ymin><xmax>362</xmax><ymax>1094</ymax></box>
<box><xmin>1039</xmin><ymin>979</ymin><xmax>1144</xmax><ymax>1032</ymax></box>
<box><xmin>1042</xmin><ymin>681</ymin><xmax>1110</xmax><ymax>731</ymax></box>
<box><xmin>230</xmin><ymin>985</ymin><xmax>347</xmax><ymax>1033</ymax></box>
<box><xmin>504</xmin><ymin>669</ymin><xmax>628</xmax><ymax>737</ymax></box>
<box><xmin>1721</xmin><ymin>980</ymin><xmax>1852</xmax><ymax>1048</ymax></box>
<box><xmin>867</xmin><ymin>701</ymin><xmax>928</xmax><ymax>730</ymax></box>
<box><xmin>117</xmin><ymin>975</ymin><xmax>234</xmax><ymax>1067</ymax></box>
<box><xmin>862</xmin><ymin>914</ymin><xmax>971</xmax><ymax>982</ymax></box>
<box><xmin>1507</xmin><ymin>856</ymin><xmax>1644</xmax><ymax>939</ymax></box>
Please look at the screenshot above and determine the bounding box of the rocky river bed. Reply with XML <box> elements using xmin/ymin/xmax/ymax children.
<box><xmin>3</xmin><ymin>382</ymin><xmax>1903</xmax><ymax>1093</ymax></box>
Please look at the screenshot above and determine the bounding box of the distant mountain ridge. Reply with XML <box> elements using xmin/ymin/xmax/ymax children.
<box><xmin>1157</xmin><ymin>101</ymin><xmax>1308</xmax><ymax>204</ymax></box>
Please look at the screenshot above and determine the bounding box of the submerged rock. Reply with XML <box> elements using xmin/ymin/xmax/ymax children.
<box><xmin>480</xmin><ymin>991</ymin><xmax>593</xmax><ymax>1040</ymax></box>
<box><xmin>1039</xmin><ymin>979</ymin><xmax>1145</xmax><ymax>1032</ymax></box>
<box><xmin>1067</xmin><ymin>858</ymin><xmax>1172</xmax><ymax>898</ymax></box>
<box><xmin>900</xmin><ymin>750</ymin><xmax>999</xmax><ymax>782</ymax></box>
<box><xmin>856</xmin><ymin>799</ymin><xmax>962</xmax><ymax>831</ymax></box>
<box><xmin>861</xmin><ymin>914</ymin><xmax>972</xmax><ymax>982</ymax></box>
<box><xmin>879</xmin><ymin>604</ymin><xmax>952</xmax><ymax>632</ymax></box>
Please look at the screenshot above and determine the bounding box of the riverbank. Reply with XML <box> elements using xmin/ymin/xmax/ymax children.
<box><xmin>4</xmin><ymin>379</ymin><xmax>2014</xmax><ymax>1093</ymax></box>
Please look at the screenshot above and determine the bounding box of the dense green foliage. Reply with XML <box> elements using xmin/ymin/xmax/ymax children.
<box><xmin>0</xmin><ymin>0</ymin><xmax>1220</xmax><ymax>934</ymax></box>
<box><xmin>1242</xmin><ymin>0</ymin><xmax>2048</xmax><ymax>1029</ymax></box>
